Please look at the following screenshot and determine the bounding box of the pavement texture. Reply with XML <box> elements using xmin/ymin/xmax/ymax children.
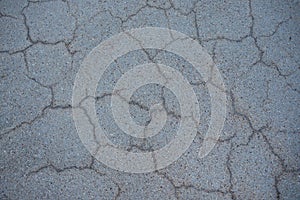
<box><xmin>1</xmin><ymin>0</ymin><xmax>299</xmax><ymax>199</ymax></box>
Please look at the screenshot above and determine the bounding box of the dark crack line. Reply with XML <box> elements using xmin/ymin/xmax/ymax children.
<box><xmin>226</xmin><ymin>143</ymin><xmax>237</xmax><ymax>200</ymax></box>
<box><xmin>1</xmin><ymin>73</ymin><xmax>72</xmax><ymax>138</ymax></box>
<box><xmin>26</xmin><ymin>157</ymin><xmax>104</xmax><ymax>178</ymax></box>
<box><xmin>156</xmin><ymin>170</ymin><xmax>229</xmax><ymax>200</ymax></box>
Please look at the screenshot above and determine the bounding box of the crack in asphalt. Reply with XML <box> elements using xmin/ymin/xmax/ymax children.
<box><xmin>1</xmin><ymin>0</ymin><xmax>299</xmax><ymax>199</ymax></box>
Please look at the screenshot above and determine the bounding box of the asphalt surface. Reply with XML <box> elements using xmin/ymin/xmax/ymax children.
<box><xmin>1</xmin><ymin>0</ymin><xmax>299</xmax><ymax>199</ymax></box>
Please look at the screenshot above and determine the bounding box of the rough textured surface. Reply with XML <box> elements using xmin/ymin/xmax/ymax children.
<box><xmin>0</xmin><ymin>17</ymin><xmax>31</xmax><ymax>52</ymax></box>
<box><xmin>23</xmin><ymin>1</ymin><xmax>76</xmax><ymax>43</ymax></box>
<box><xmin>1</xmin><ymin>0</ymin><xmax>299</xmax><ymax>199</ymax></box>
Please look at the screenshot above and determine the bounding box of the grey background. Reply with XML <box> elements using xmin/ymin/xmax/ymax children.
<box><xmin>1</xmin><ymin>0</ymin><xmax>299</xmax><ymax>199</ymax></box>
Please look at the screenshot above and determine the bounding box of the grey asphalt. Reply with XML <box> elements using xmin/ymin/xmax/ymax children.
<box><xmin>1</xmin><ymin>0</ymin><xmax>299</xmax><ymax>199</ymax></box>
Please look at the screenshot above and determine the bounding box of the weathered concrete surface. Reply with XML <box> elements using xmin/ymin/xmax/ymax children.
<box><xmin>1</xmin><ymin>0</ymin><xmax>299</xmax><ymax>199</ymax></box>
